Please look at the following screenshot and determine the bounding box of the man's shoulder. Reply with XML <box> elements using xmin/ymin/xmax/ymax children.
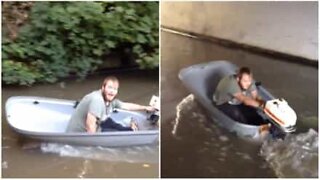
<box><xmin>86</xmin><ymin>90</ymin><xmax>104</xmax><ymax>102</ymax></box>
<box><xmin>111</xmin><ymin>98</ymin><xmax>124</xmax><ymax>108</ymax></box>
<box><xmin>88</xmin><ymin>90</ymin><xmax>102</xmax><ymax>96</ymax></box>
<box><xmin>221</xmin><ymin>74</ymin><xmax>240</xmax><ymax>92</ymax></box>
<box><xmin>226</xmin><ymin>74</ymin><xmax>237</xmax><ymax>81</ymax></box>
<box><xmin>220</xmin><ymin>74</ymin><xmax>237</xmax><ymax>86</ymax></box>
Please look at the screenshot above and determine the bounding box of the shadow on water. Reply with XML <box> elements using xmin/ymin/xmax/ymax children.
<box><xmin>161</xmin><ymin>31</ymin><xmax>318</xmax><ymax>177</ymax></box>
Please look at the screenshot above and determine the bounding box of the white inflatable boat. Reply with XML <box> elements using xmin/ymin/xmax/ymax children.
<box><xmin>5</xmin><ymin>96</ymin><xmax>159</xmax><ymax>147</ymax></box>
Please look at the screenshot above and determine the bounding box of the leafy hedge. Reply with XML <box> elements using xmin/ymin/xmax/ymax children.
<box><xmin>2</xmin><ymin>2</ymin><xmax>159</xmax><ymax>85</ymax></box>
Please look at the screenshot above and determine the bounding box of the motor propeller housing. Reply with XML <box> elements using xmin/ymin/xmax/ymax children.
<box><xmin>264</xmin><ymin>98</ymin><xmax>297</xmax><ymax>133</ymax></box>
<box><xmin>148</xmin><ymin>95</ymin><xmax>160</xmax><ymax>125</ymax></box>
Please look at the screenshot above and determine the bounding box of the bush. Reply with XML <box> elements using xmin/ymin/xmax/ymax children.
<box><xmin>2</xmin><ymin>60</ymin><xmax>41</xmax><ymax>85</ymax></box>
<box><xmin>2</xmin><ymin>2</ymin><xmax>159</xmax><ymax>85</ymax></box>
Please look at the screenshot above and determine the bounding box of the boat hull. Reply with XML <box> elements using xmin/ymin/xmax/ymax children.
<box><xmin>16</xmin><ymin>130</ymin><xmax>158</xmax><ymax>147</ymax></box>
<box><xmin>5</xmin><ymin>96</ymin><xmax>158</xmax><ymax>147</ymax></box>
<box><xmin>179</xmin><ymin>61</ymin><xmax>275</xmax><ymax>139</ymax></box>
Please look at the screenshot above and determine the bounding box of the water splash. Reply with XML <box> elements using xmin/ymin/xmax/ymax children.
<box><xmin>172</xmin><ymin>94</ymin><xmax>195</xmax><ymax>136</ymax></box>
<box><xmin>78</xmin><ymin>159</ymin><xmax>90</xmax><ymax>178</ymax></box>
<box><xmin>40</xmin><ymin>143</ymin><xmax>159</xmax><ymax>164</ymax></box>
<box><xmin>260</xmin><ymin>129</ymin><xmax>318</xmax><ymax>178</ymax></box>
<box><xmin>171</xmin><ymin>94</ymin><xmax>318</xmax><ymax>177</ymax></box>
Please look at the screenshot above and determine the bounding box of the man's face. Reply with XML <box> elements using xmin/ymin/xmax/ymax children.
<box><xmin>102</xmin><ymin>80</ymin><xmax>119</xmax><ymax>102</ymax></box>
<box><xmin>238</xmin><ymin>73</ymin><xmax>252</xmax><ymax>90</ymax></box>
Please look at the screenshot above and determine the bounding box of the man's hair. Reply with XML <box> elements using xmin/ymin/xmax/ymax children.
<box><xmin>102</xmin><ymin>76</ymin><xmax>119</xmax><ymax>88</ymax></box>
<box><xmin>237</xmin><ymin>67</ymin><xmax>252</xmax><ymax>79</ymax></box>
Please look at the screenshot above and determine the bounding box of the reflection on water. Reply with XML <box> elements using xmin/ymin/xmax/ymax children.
<box><xmin>170</xmin><ymin>94</ymin><xmax>318</xmax><ymax>178</ymax></box>
<box><xmin>78</xmin><ymin>159</ymin><xmax>90</xmax><ymax>178</ymax></box>
<box><xmin>261</xmin><ymin>129</ymin><xmax>318</xmax><ymax>178</ymax></box>
<box><xmin>40</xmin><ymin>143</ymin><xmax>159</xmax><ymax>163</ymax></box>
<box><xmin>298</xmin><ymin>115</ymin><xmax>319</xmax><ymax>132</ymax></box>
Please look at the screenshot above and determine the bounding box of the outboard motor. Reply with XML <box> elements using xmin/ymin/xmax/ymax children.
<box><xmin>149</xmin><ymin>111</ymin><xmax>159</xmax><ymax>125</ymax></box>
<box><xmin>263</xmin><ymin>98</ymin><xmax>297</xmax><ymax>137</ymax></box>
<box><xmin>148</xmin><ymin>95</ymin><xmax>160</xmax><ymax>125</ymax></box>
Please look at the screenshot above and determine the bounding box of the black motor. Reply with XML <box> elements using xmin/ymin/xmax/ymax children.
<box><xmin>148</xmin><ymin>111</ymin><xmax>159</xmax><ymax>125</ymax></box>
<box><xmin>269</xmin><ymin>124</ymin><xmax>287</xmax><ymax>139</ymax></box>
<box><xmin>147</xmin><ymin>95</ymin><xmax>160</xmax><ymax>125</ymax></box>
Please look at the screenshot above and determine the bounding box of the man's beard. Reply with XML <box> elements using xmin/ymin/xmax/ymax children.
<box><xmin>238</xmin><ymin>82</ymin><xmax>246</xmax><ymax>91</ymax></box>
<box><xmin>102</xmin><ymin>91</ymin><xmax>115</xmax><ymax>102</ymax></box>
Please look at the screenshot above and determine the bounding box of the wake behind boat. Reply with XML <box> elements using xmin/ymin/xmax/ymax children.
<box><xmin>5</xmin><ymin>96</ymin><xmax>159</xmax><ymax>147</ymax></box>
<box><xmin>179</xmin><ymin>61</ymin><xmax>297</xmax><ymax>140</ymax></box>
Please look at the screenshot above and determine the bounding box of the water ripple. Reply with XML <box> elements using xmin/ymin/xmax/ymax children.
<box><xmin>260</xmin><ymin>129</ymin><xmax>318</xmax><ymax>178</ymax></box>
<box><xmin>40</xmin><ymin>143</ymin><xmax>159</xmax><ymax>163</ymax></box>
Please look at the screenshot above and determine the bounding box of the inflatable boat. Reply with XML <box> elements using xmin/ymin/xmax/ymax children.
<box><xmin>179</xmin><ymin>61</ymin><xmax>297</xmax><ymax>139</ymax></box>
<box><xmin>5</xmin><ymin>96</ymin><xmax>159</xmax><ymax>147</ymax></box>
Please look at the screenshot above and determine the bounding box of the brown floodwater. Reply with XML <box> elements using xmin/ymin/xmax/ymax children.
<box><xmin>161</xmin><ymin>30</ymin><xmax>318</xmax><ymax>178</ymax></box>
<box><xmin>2</xmin><ymin>70</ymin><xmax>159</xmax><ymax>178</ymax></box>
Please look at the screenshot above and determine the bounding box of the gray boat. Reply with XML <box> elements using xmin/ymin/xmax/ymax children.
<box><xmin>5</xmin><ymin>96</ymin><xmax>159</xmax><ymax>147</ymax></box>
<box><xmin>179</xmin><ymin>61</ymin><xmax>277</xmax><ymax>140</ymax></box>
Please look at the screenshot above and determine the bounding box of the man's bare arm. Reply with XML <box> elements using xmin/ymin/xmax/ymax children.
<box><xmin>251</xmin><ymin>90</ymin><xmax>265</xmax><ymax>106</ymax></box>
<box><xmin>233</xmin><ymin>92</ymin><xmax>261</xmax><ymax>108</ymax></box>
<box><xmin>121</xmin><ymin>102</ymin><xmax>155</xmax><ymax>111</ymax></box>
<box><xmin>251</xmin><ymin>90</ymin><xmax>258</xmax><ymax>100</ymax></box>
<box><xmin>86</xmin><ymin>112</ymin><xmax>97</xmax><ymax>133</ymax></box>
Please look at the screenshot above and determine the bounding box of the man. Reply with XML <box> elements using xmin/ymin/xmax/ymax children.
<box><xmin>213</xmin><ymin>67</ymin><xmax>265</xmax><ymax>125</ymax></box>
<box><xmin>66</xmin><ymin>76</ymin><xmax>155</xmax><ymax>133</ymax></box>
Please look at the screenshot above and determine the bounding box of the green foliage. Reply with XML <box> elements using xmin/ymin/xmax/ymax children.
<box><xmin>2</xmin><ymin>2</ymin><xmax>159</xmax><ymax>85</ymax></box>
<box><xmin>2</xmin><ymin>60</ymin><xmax>41</xmax><ymax>85</ymax></box>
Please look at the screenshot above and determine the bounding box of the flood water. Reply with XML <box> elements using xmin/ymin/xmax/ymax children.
<box><xmin>161</xmin><ymin>30</ymin><xmax>318</xmax><ymax>177</ymax></box>
<box><xmin>2</xmin><ymin>70</ymin><xmax>159</xmax><ymax>178</ymax></box>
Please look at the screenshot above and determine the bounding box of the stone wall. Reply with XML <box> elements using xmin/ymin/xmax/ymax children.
<box><xmin>161</xmin><ymin>2</ymin><xmax>318</xmax><ymax>61</ymax></box>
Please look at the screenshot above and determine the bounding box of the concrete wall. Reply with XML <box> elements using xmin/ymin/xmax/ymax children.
<box><xmin>161</xmin><ymin>2</ymin><xmax>318</xmax><ymax>60</ymax></box>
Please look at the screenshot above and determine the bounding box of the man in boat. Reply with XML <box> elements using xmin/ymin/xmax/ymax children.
<box><xmin>66</xmin><ymin>76</ymin><xmax>156</xmax><ymax>133</ymax></box>
<box><xmin>213</xmin><ymin>67</ymin><xmax>266</xmax><ymax>125</ymax></box>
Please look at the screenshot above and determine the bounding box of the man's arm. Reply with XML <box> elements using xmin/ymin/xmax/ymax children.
<box><xmin>251</xmin><ymin>90</ymin><xmax>258</xmax><ymax>100</ymax></box>
<box><xmin>121</xmin><ymin>102</ymin><xmax>156</xmax><ymax>111</ymax></box>
<box><xmin>251</xmin><ymin>90</ymin><xmax>265</xmax><ymax>106</ymax></box>
<box><xmin>233</xmin><ymin>92</ymin><xmax>262</xmax><ymax>108</ymax></box>
<box><xmin>86</xmin><ymin>112</ymin><xmax>98</xmax><ymax>133</ymax></box>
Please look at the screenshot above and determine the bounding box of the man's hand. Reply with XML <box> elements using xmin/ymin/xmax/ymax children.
<box><xmin>257</xmin><ymin>99</ymin><xmax>266</xmax><ymax>109</ymax></box>
<box><xmin>145</xmin><ymin>106</ymin><xmax>156</xmax><ymax>112</ymax></box>
<box><xmin>130</xmin><ymin>119</ymin><xmax>139</xmax><ymax>131</ymax></box>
